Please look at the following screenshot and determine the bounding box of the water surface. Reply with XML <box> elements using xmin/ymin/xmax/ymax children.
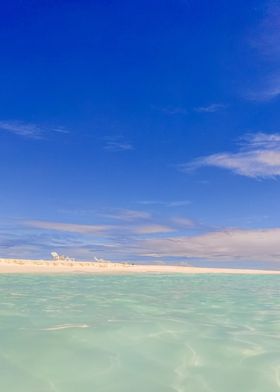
<box><xmin>0</xmin><ymin>274</ymin><xmax>280</xmax><ymax>391</ymax></box>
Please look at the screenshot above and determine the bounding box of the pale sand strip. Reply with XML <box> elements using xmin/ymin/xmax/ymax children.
<box><xmin>0</xmin><ymin>258</ymin><xmax>280</xmax><ymax>274</ymax></box>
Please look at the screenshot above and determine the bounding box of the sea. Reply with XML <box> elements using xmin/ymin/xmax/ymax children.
<box><xmin>0</xmin><ymin>273</ymin><xmax>280</xmax><ymax>392</ymax></box>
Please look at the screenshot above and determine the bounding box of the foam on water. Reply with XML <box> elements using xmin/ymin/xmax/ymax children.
<box><xmin>0</xmin><ymin>274</ymin><xmax>280</xmax><ymax>391</ymax></box>
<box><xmin>42</xmin><ymin>324</ymin><xmax>89</xmax><ymax>331</ymax></box>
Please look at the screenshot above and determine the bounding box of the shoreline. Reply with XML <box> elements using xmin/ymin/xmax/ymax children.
<box><xmin>0</xmin><ymin>258</ymin><xmax>280</xmax><ymax>275</ymax></box>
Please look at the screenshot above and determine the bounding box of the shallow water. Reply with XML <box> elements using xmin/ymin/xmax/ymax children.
<box><xmin>0</xmin><ymin>274</ymin><xmax>280</xmax><ymax>391</ymax></box>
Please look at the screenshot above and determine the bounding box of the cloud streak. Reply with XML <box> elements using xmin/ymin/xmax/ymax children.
<box><xmin>26</xmin><ymin>220</ymin><xmax>112</xmax><ymax>234</ymax></box>
<box><xmin>0</xmin><ymin>120</ymin><xmax>68</xmax><ymax>139</ymax></box>
<box><xmin>104</xmin><ymin>139</ymin><xmax>134</xmax><ymax>151</ymax></box>
<box><xmin>24</xmin><ymin>219</ymin><xmax>174</xmax><ymax>237</ymax></box>
<box><xmin>180</xmin><ymin>132</ymin><xmax>280</xmax><ymax>178</ymax></box>
<box><xmin>153</xmin><ymin>106</ymin><xmax>188</xmax><ymax>115</ymax></box>
<box><xmin>194</xmin><ymin>103</ymin><xmax>227</xmax><ymax>113</ymax></box>
<box><xmin>138</xmin><ymin>200</ymin><xmax>191</xmax><ymax>208</ymax></box>
<box><xmin>133</xmin><ymin>224</ymin><xmax>175</xmax><ymax>234</ymax></box>
<box><xmin>171</xmin><ymin>217</ymin><xmax>196</xmax><ymax>228</ymax></box>
<box><xmin>100</xmin><ymin>209</ymin><xmax>151</xmax><ymax>221</ymax></box>
<box><xmin>0</xmin><ymin>121</ymin><xmax>43</xmax><ymax>139</ymax></box>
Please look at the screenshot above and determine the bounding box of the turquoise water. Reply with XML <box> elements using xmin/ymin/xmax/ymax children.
<box><xmin>1</xmin><ymin>274</ymin><xmax>280</xmax><ymax>392</ymax></box>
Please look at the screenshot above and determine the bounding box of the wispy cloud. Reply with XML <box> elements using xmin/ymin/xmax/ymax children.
<box><xmin>246</xmin><ymin>3</ymin><xmax>280</xmax><ymax>101</ymax></box>
<box><xmin>137</xmin><ymin>227</ymin><xmax>280</xmax><ymax>262</ymax></box>
<box><xmin>25</xmin><ymin>220</ymin><xmax>112</xmax><ymax>234</ymax></box>
<box><xmin>104</xmin><ymin>141</ymin><xmax>134</xmax><ymax>151</ymax></box>
<box><xmin>133</xmin><ymin>224</ymin><xmax>175</xmax><ymax>234</ymax></box>
<box><xmin>138</xmin><ymin>200</ymin><xmax>191</xmax><ymax>208</ymax></box>
<box><xmin>103</xmin><ymin>137</ymin><xmax>134</xmax><ymax>152</ymax></box>
<box><xmin>0</xmin><ymin>120</ymin><xmax>68</xmax><ymax>139</ymax></box>
<box><xmin>253</xmin><ymin>4</ymin><xmax>280</xmax><ymax>58</ymax></box>
<box><xmin>0</xmin><ymin>121</ymin><xmax>43</xmax><ymax>139</ymax></box>
<box><xmin>101</xmin><ymin>209</ymin><xmax>151</xmax><ymax>221</ymax></box>
<box><xmin>194</xmin><ymin>103</ymin><xmax>227</xmax><ymax>113</ymax></box>
<box><xmin>179</xmin><ymin>132</ymin><xmax>280</xmax><ymax>178</ymax></box>
<box><xmin>247</xmin><ymin>76</ymin><xmax>280</xmax><ymax>101</ymax></box>
<box><xmin>153</xmin><ymin>106</ymin><xmax>188</xmax><ymax>115</ymax></box>
<box><xmin>167</xmin><ymin>200</ymin><xmax>191</xmax><ymax>207</ymax></box>
<box><xmin>171</xmin><ymin>217</ymin><xmax>196</xmax><ymax>228</ymax></box>
<box><xmin>25</xmin><ymin>218</ymin><xmax>175</xmax><ymax>237</ymax></box>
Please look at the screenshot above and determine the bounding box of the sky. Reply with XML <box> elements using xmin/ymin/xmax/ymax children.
<box><xmin>1</xmin><ymin>0</ymin><xmax>280</xmax><ymax>268</ymax></box>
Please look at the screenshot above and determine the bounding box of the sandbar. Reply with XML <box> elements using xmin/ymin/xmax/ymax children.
<box><xmin>0</xmin><ymin>258</ymin><xmax>280</xmax><ymax>274</ymax></box>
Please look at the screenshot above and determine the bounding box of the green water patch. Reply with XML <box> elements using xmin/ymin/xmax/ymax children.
<box><xmin>0</xmin><ymin>274</ymin><xmax>280</xmax><ymax>391</ymax></box>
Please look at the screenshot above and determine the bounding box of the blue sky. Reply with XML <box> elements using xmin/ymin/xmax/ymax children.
<box><xmin>1</xmin><ymin>0</ymin><xmax>280</xmax><ymax>268</ymax></box>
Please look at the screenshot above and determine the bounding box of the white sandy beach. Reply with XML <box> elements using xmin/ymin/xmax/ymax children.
<box><xmin>0</xmin><ymin>258</ymin><xmax>280</xmax><ymax>274</ymax></box>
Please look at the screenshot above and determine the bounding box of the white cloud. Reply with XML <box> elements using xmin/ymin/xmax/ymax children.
<box><xmin>180</xmin><ymin>132</ymin><xmax>280</xmax><ymax>178</ymax></box>
<box><xmin>138</xmin><ymin>227</ymin><xmax>280</xmax><ymax>262</ymax></box>
<box><xmin>242</xmin><ymin>132</ymin><xmax>280</xmax><ymax>149</ymax></box>
<box><xmin>194</xmin><ymin>103</ymin><xmax>227</xmax><ymax>113</ymax></box>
